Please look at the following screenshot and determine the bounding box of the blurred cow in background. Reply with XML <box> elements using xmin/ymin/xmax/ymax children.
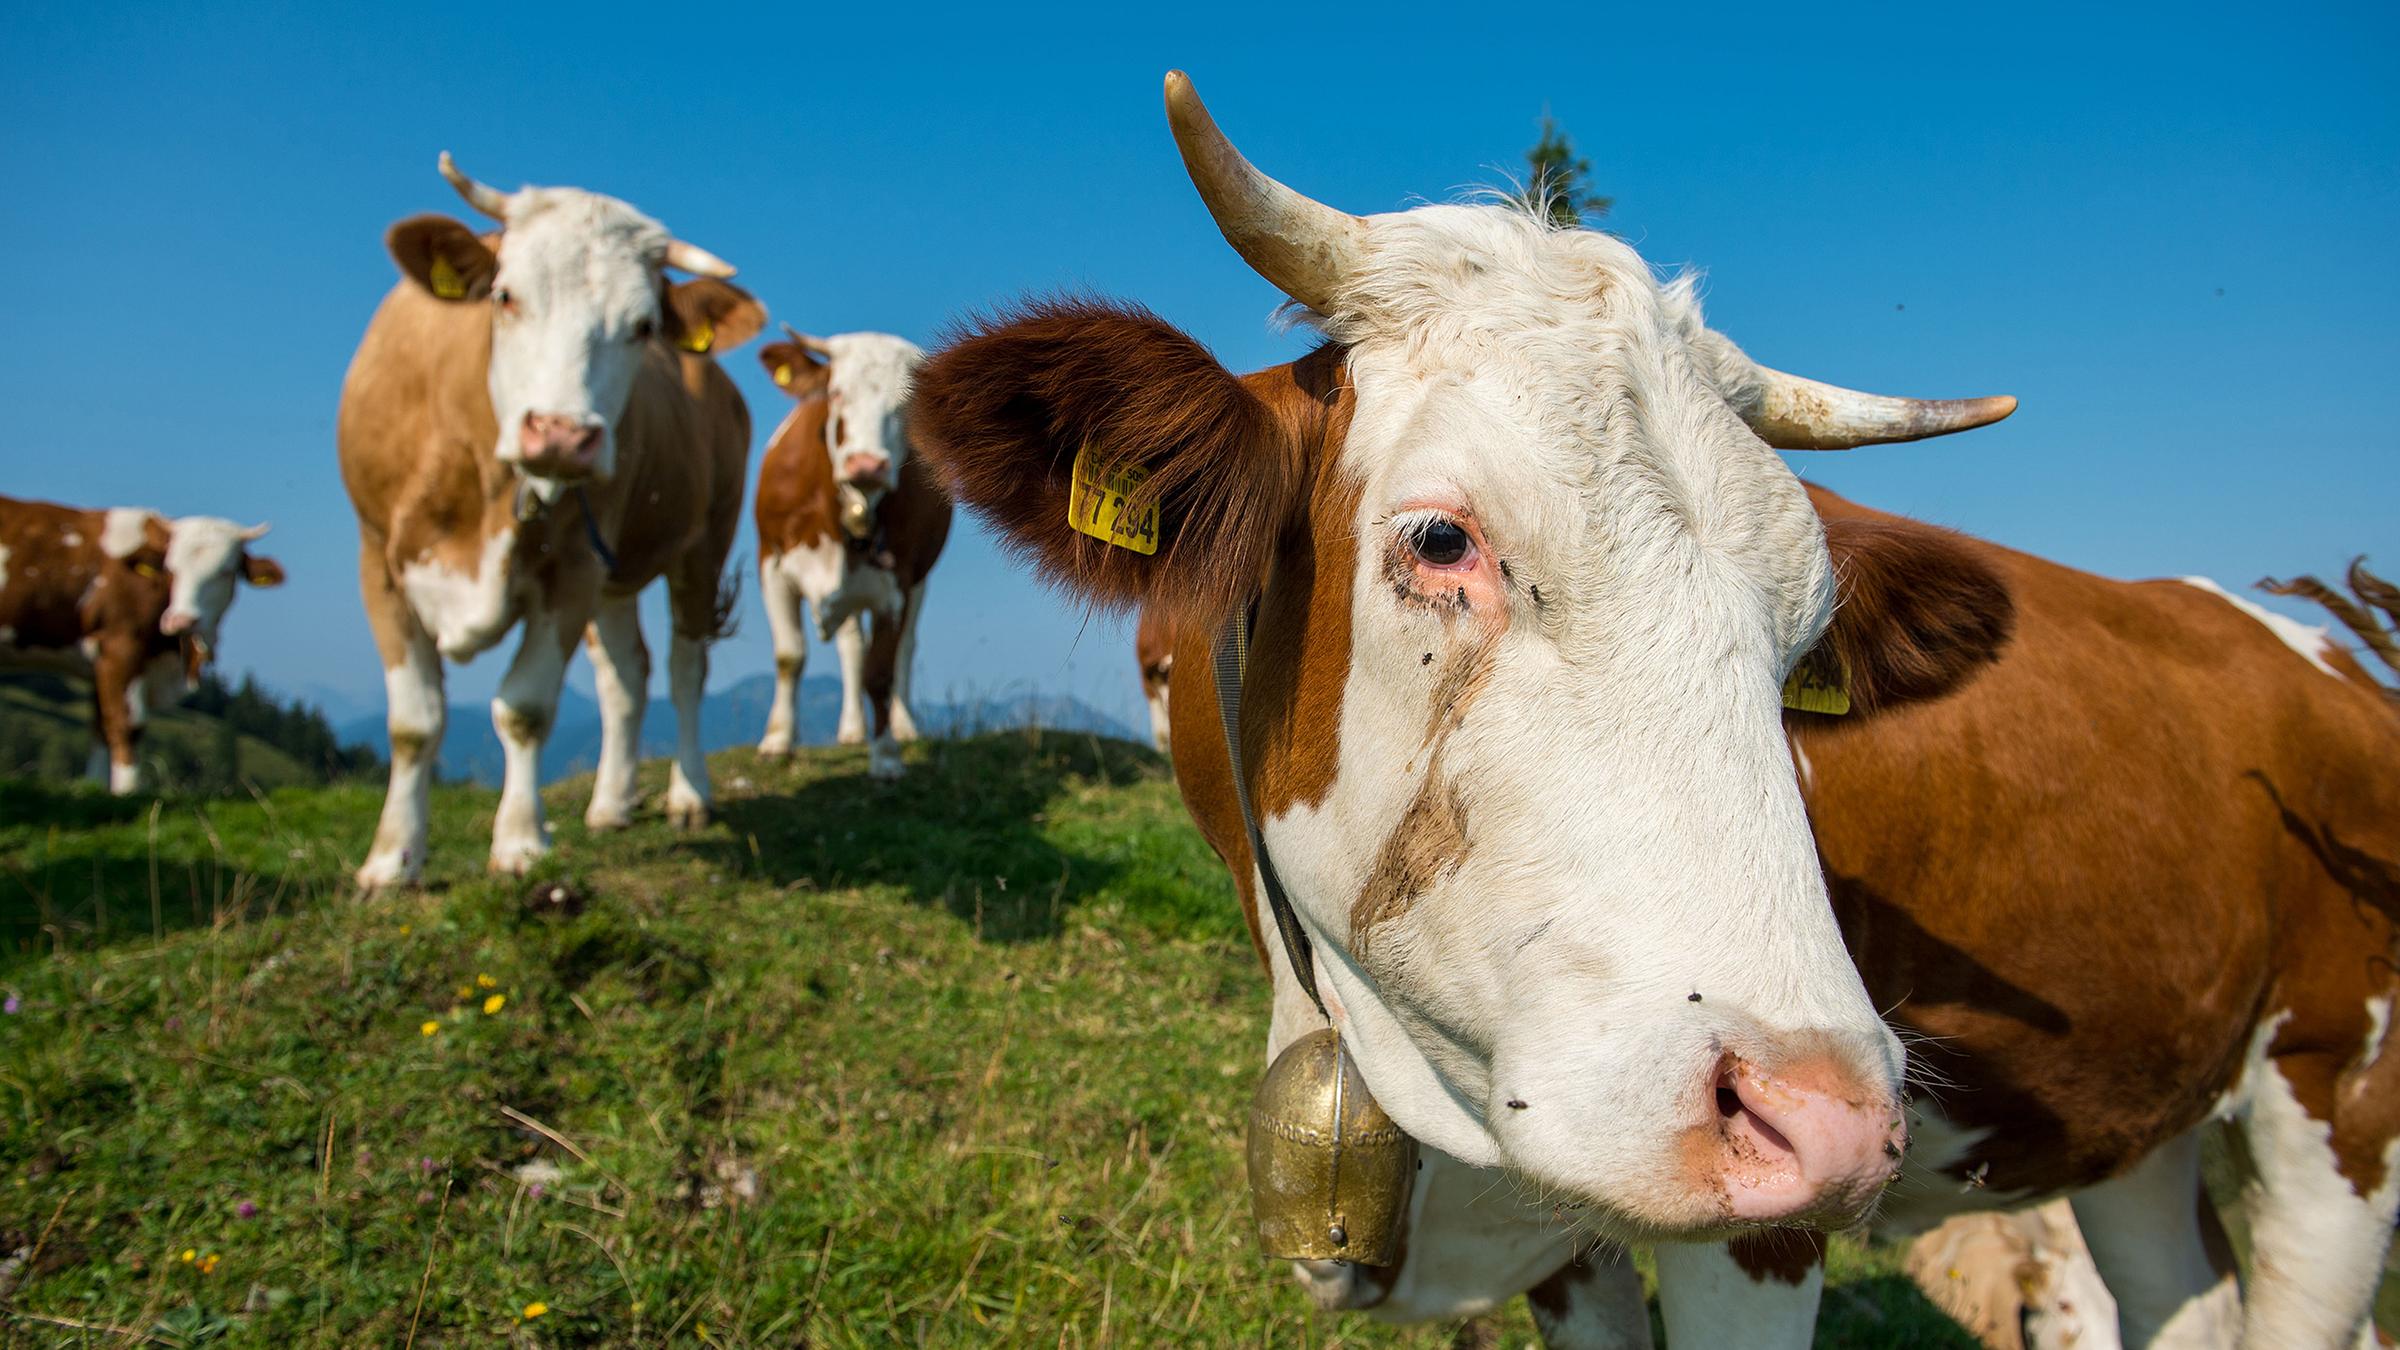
<box><xmin>1135</xmin><ymin>606</ymin><xmax>1174</xmax><ymax>753</ymax></box>
<box><xmin>752</xmin><ymin>327</ymin><xmax>951</xmax><ymax>779</ymax></box>
<box><xmin>0</xmin><ymin>493</ymin><xmax>282</xmax><ymax>792</ymax></box>
<box><xmin>339</xmin><ymin>155</ymin><xmax>762</xmax><ymax>889</ymax></box>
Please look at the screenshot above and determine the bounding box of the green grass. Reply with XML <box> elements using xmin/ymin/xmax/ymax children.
<box><xmin>0</xmin><ymin>734</ymin><xmax>1979</xmax><ymax>1346</ymax></box>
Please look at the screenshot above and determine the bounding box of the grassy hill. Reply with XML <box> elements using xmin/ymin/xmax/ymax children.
<box><xmin>0</xmin><ymin>673</ymin><xmax>375</xmax><ymax>796</ymax></box>
<box><xmin>0</xmin><ymin>738</ymin><xmax>1987</xmax><ymax>1346</ymax></box>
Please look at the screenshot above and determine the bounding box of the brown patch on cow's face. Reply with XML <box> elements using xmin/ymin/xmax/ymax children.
<box><xmin>1727</xmin><ymin>1228</ymin><xmax>1828</xmax><ymax>1285</ymax></box>
<box><xmin>1349</xmin><ymin>633</ymin><xmax>1498</xmax><ymax>953</ymax></box>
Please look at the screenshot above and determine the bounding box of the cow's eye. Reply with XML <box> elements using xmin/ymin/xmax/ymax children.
<box><xmin>632</xmin><ymin>317</ymin><xmax>655</xmax><ymax>342</ymax></box>
<box><xmin>1408</xmin><ymin>517</ymin><xmax>1475</xmax><ymax>568</ymax></box>
<box><xmin>493</xmin><ymin>287</ymin><xmax>517</xmax><ymax>314</ymax></box>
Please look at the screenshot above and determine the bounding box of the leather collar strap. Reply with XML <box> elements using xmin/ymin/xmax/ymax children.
<box><xmin>1214</xmin><ymin>607</ymin><xmax>1330</xmax><ymax>1021</ymax></box>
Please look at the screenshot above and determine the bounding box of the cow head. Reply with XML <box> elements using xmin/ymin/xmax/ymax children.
<box><xmin>385</xmin><ymin>154</ymin><xmax>761</xmax><ymax>503</ymax></box>
<box><xmin>761</xmin><ymin>328</ymin><xmax>925</xmax><ymax>534</ymax></box>
<box><xmin>159</xmin><ymin>517</ymin><xmax>281</xmax><ymax>653</ymax></box>
<box><xmin>913</xmin><ymin>74</ymin><xmax>2018</xmax><ymax>1241</ymax></box>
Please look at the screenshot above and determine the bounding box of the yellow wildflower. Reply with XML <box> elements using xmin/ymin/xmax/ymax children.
<box><xmin>398</xmin><ymin>924</ymin><xmax>411</xmax><ymax>936</ymax></box>
<box><xmin>420</xmin><ymin>1020</ymin><xmax>440</xmax><ymax>1037</ymax></box>
<box><xmin>198</xmin><ymin>1253</ymin><xmax>220</xmax><ymax>1275</ymax></box>
<box><xmin>454</xmin><ymin>984</ymin><xmax>472</xmax><ymax>1000</ymax></box>
<box><xmin>483</xmin><ymin>994</ymin><xmax>506</xmax><ymax>1015</ymax></box>
<box><xmin>180</xmin><ymin>1248</ymin><xmax>195</xmax><ymax>1263</ymax></box>
<box><xmin>477</xmin><ymin>973</ymin><xmax>498</xmax><ymax>989</ymax></box>
<box><xmin>522</xmin><ymin>1301</ymin><xmax>549</xmax><ymax>1320</ymax></box>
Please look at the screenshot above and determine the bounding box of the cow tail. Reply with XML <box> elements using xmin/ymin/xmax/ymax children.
<box><xmin>2260</xmin><ymin>558</ymin><xmax>2400</xmax><ymax>689</ymax></box>
<box><xmin>710</xmin><ymin>564</ymin><xmax>743</xmax><ymax>642</ymax></box>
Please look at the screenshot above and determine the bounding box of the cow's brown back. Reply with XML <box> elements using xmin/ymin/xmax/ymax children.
<box><xmin>1795</xmin><ymin>484</ymin><xmax>2400</xmax><ymax>1195</ymax></box>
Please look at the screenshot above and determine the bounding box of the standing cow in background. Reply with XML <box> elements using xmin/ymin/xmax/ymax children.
<box><xmin>0</xmin><ymin>494</ymin><xmax>282</xmax><ymax>792</ymax></box>
<box><xmin>1134</xmin><ymin>606</ymin><xmax>1174</xmax><ymax>753</ymax></box>
<box><xmin>340</xmin><ymin>155</ymin><xmax>762</xmax><ymax>889</ymax></box>
<box><xmin>752</xmin><ymin>327</ymin><xmax>951</xmax><ymax>779</ymax></box>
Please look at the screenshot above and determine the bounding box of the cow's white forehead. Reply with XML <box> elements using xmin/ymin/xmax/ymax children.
<box><xmin>491</xmin><ymin>188</ymin><xmax>670</xmax><ymax>302</ymax></box>
<box><xmin>165</xmin><ymin>516</ymin><xmax>249</xmax><ymax>574</ymax></box>
<box><xmin>820</xmin><ymin>332</ymin><xmax>924</xmax><ymax>403</ymax></box>
<box><xmin>1324</xmin><ymin>203</ymin><xmax>1832</xmax><ymax>653</ymax></box>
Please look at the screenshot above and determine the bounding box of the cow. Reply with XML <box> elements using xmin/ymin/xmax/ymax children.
<box><xmin>911</xmin><ymin>71</ymin><xmax>2023</xmax><ymax>1344</ymax></box>
<box><xmin>1134</xmin><ymin>606</ymin><xmax>1175</xmax><ymax>754</ymax></box>
<box><xmin>751</xmin><ymin>327</ymin><xmax>951</xmax><ymax>779</ymax></box>
<box><xmin>0</xmin><ymin>494</ymin><xmax>282</xmax><ymax>792</ymax></box>
<box><xmin>339</xmin><ymin>155</ymin><xmax>763</xmax><ymax>889</ymax></box>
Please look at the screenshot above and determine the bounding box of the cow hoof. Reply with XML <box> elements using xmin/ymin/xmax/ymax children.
<box><xmin>836</xmin><ymin>726</ymin><xmax>866</xmax><ymax>747</ymax></box>
<box><xmin>665</xmin><ymin>792</ymin><xmax>711</xmax><ymax>832</ymax></box>
<box><xmin>757</xmin><ymin>736</ymin><xmax>793</xmax><ymax>759</ymax></box>
<box><xmin>868</xmin><ymin>743</ymin><xmax>905</xmax><ymax>781</ymax></box>
<box><xmin>584</xmin><ymin>806</ymin><xmax>636</xmax><ymax>832</ymax></box>
<box><xmin>488</xmin><ymin>840</ymin><xmax>550</xmax><ymax>876</ymax></box>
<box><xmin>889</xmin><ymin>719</ymin><xmax>920</xmax><ymax>745</ymax></box>
<box><xmin>355</xmin><ymin>854</ymin><xmax>420</xmax><ymax>894</ymax></box>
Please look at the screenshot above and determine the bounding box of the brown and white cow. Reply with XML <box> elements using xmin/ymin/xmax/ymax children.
<box><xmin>339</xmin><ymin>155</ymin><xmax>762</xmax><ymax>888</ymax></box>
<box><xmin>913</xmin><ymin>70</ymin><xmax>2021</xmax><ymax>1333</ymax></box>
<box><xmin>751</xmin><ymin>327</ymin><xmax>951</xmax><ymax>779</ymax></box>
<box><xmin>1484</xmin><ymin>495</ymin><xmax>2400</xmax><ymax>1349</ymax></box>
<box><xmin>1134</xmin><ymin>606</ymin><xmax>1175</xmax><ymax>753</ymax></box>
<box><xmin>0</xmin><ymin>494</ymin><xmax>282</xmax><ymax>792</ymax></box>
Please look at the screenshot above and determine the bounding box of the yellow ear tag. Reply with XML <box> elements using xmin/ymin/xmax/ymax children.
<box><xmin>132</xmin><ymin>562</ymin><xmax>159</xmax><ymax>577</ymax></box>
<box><xmin>773</xmin><ymin>364</ymin><xmax>793</xmax><ymax>387</ymax></box>
<box><xmin>1067</xmin><ymin>444</ymin><xmax>1160</xmax><ymax>556</ymax></box>
<box><xmin>680</xmin><ymin>319</ymin><xmax>713</xmax><ymax>354</ymax></box>
<box><xmin>428</xmin><ymin>254</ymin><xmax>467</xmax><ymax>300</ymax></box>
<box><xmin>1782</xmin><ymin>660</ymin><xmax>1851</xmax><ymax>715</ymax></box>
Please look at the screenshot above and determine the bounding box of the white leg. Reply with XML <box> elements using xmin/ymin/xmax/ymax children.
<box><xmin>833</xmin><ymin>614</ymin><xmax>868</xmax><ymax>746</ymax></box>
<box><xmin>86</xmin><ymin>741</ymin><xmax>110</xmax><ymax>785</ymax></box>
<box><xmin>1654</xmin><ymin>1240</ymin><xmax>1820</xmax><ymax>1350</ymax></box>
<box><xmin>887</xmin><ymin>581</ymin><xmax>926</xmax><ymax>743</ymax></box>
<box><xmin>2239</xmin><ymin>1052</ymin><xmax>2400</xmax><ymax>1349</ymax></box>
<box><xmin>109</xmin><ymin>675</ymin><xmax>149</xmax><ymax>795</ymax></box>
<box><xmin>663</xmin><ymin>631</ymin><xmax>710</xmax><ymax>829</ymax></box>
<box><xmin>583</xmin><ymin>594</ymin><xmax>647</xmax><ymax>830</ymax></box>
<box><xmin>488</xmin><ymin>610</ymin><xmax>568</xmax><ymax>874</ymax></box>
<box><xmin>359</xmin><ymin>634</ymin><xmax>445</xmax><ymax>890</ymax></box>
<box><xmin>2069</xmin><ymin>1129</ymin><xmax>2237</xmax><ymax>1349</ymax></box>
<box><xmin>757</xmin><ymin>558</ymin><xmax>806</xmax><ymax>757</ymax></box>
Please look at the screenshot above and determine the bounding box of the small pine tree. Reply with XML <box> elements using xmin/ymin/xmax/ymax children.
<box><xmin>1523</xmin><ymin>116</ymin><xmax>1612</xmax><ymax>230</ymax></box>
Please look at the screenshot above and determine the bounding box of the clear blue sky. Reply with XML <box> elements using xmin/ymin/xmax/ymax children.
<box><xmin>5</xmin><ymin>3</ymin><xmax>2394</xmax><ymax>733</ymax></box>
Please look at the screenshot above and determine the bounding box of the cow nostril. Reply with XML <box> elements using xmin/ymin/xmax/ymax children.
<box><xmin>1716</xmin><ymin>1086</ymin><xmax>1742</xmax><ymax>1119</ymax></box>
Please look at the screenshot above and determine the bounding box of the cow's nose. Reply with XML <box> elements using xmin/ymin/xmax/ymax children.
<box><xmin>518</xmin><ymin>414</ymin><xmax>604</xmax><ymax>476</ymax></box>
<box><xmin>160</xmin><ymin>611</ymin><xmax>195</xmax><ymax>636</ymax></box>
<box><xmin>840</xmin><ymin>451</ymin><xmax>891</xmax><ymax>485</ymax></box>
<box><xmin>1708</xmin><ymin>1052</ymin><xmax>1904</xmax><ymax>1224</ymax></box>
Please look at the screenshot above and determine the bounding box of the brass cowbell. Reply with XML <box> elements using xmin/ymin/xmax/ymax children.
<box><xmin>1246</xmin><ymin>1027</ymin><xmax>1417</xmax><ymax>1263</ymax></box>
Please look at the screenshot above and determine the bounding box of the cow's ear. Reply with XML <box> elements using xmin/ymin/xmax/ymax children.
<box><xmin>386</xmin><ymin>214</ymin><xmax>496</xmax><ymax>302</ymax></box>
<box><xmin>912</xmin><ymin>299</ymin><xmax>1317</xmax><ymax>624</ymax></box>
<box><xmin>665</xmin><ymin>278</ymin><xmax>768</xmax><ymax>355</ymax></box>
<box><xmin>1802</xmin><ymin>515</ymin><xmax>2015</xmax><ymax>715</ymax></box>
<box><xmin>241</xmin><ymin>553</ymin><xmax>286</xmax><ymax>588</ymax></box>
<box><xmin>757</xmin><ymin>341</ymin><xmax>831</xmax><ymax>399</ymax></box>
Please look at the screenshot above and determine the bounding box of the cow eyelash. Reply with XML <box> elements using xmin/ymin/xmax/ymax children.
<box><xmin>1392</xmin><ymin>510</ymin><xmax>1478</xmax><ymax>571</ymax></box>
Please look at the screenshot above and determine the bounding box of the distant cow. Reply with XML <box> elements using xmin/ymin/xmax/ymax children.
<box><xmin>339</xmin><ymin>155</ymin><xmax>762</xmax><ymax>888</ymax></box>
<box><xmin>1134</xmin><ymin>607</ymin><xmax>1173</xmax><ymax>753</ymax></box>
<box><xmin>0</xmin><ymin>494</ymin><xmax>281</xmax><ymax>792</ymax></box>
<box><xmin>752</xmin><ymin>328</ymin><xmax>951</xmax><ymax>779</ymax></box>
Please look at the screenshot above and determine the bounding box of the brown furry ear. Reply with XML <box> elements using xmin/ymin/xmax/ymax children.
<box><xmin>665</xmin><ymin>278</ymin><xmax>767</xmax><ymax>354</ymax></box>
<box><xmin>386</xmin><ymin>215</ymin><xmax>496</xmax><ymax>301</ymax></box>
<box><xmin>911</xmin><ymin>299</ymin><xmax>1314</xmax><ymax>623</ymax></box>
<box><xmin>1806</xmin><ymin>514</ymin><xmax>2015</xmax><ymax>714</ymax></box>
<box><xmin>757</xmin><ymin>341</ymin><xmax>830</xmax><ymax>399</ymax></box>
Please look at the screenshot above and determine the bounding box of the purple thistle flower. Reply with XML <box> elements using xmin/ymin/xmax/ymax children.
<box><xmin>3</xmin><ymin>995</ymin><xmax>18</xmax><ymax>1015</ymax></box>
<box><xmin>236</xmin><ymin>1200</ymin><xmax>258</xmax><ymax>1219</ymax></box>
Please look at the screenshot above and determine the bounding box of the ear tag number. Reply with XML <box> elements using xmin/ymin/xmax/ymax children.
<box><xmin>1067</xmin><ymin>444</ymin><xmax>1160</xmax><ymax>556</ymax></box>
<box><xmin>681</xmin><ymin>319</ymin><xmax>714</xmax><ymax>354</ymax></box>
<box><xmin>1782</xmin><ymin>661</ymin><xmax>1851</xmax><ymax>716</ymax></box>
<box><xmin>774</xmin><ymin>364</ymin><xmax>793</xmax><ymax>387</ymax></box>
<box><xmin>428</xmin><ymin>255</ymin><xmax>467</xmax><ymax>300</ymax></box>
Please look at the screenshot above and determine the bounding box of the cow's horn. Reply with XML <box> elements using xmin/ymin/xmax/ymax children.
<box><xmin>1164</xmin><ymin>71</ymin><xmax>1366</xmax><ymax>315</ymax></box>
<box><xmin>664</xmin><ymin>240</ymin><xmax>737</xmax><ymax>279</ymax></box>
<box><xmin>1733</xmin><ymin>362</ymin><xmax>2018</xmax><ymax>450</ymax></box>
<box><xmin>781</xmin><ymin>324</ymin><xmax>834</xmax><ymax>357</ymax></box>
<box><xmin>437</xmin><ymin>152</ymin><xmax>512</xmax><ymax>222</ymax></box>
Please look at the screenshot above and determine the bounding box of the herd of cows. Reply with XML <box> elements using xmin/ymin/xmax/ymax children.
<box><xmin>3</xmin><ymin>71</ymin><xmax>2398</xmax><ymax>1348</ymax></box>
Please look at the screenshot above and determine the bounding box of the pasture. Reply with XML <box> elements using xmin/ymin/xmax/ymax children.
<box><xmin>0</xmin><ymin>735</ymin><xmax>1977</xmax><ymax>1347</ymax></box>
